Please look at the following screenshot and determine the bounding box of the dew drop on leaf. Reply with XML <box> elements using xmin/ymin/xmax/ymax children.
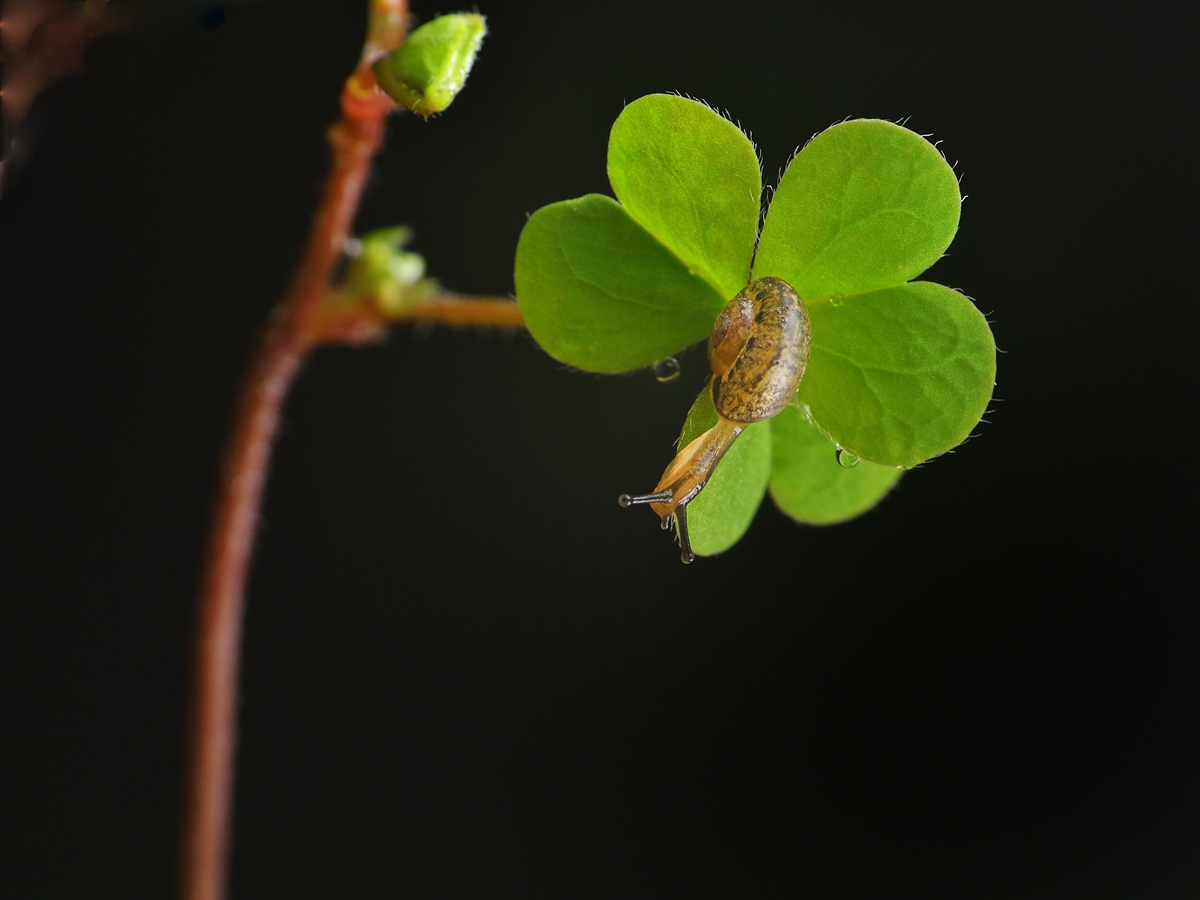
<box><xmin>653</xmin><ymin>357</ymin><xmax>681</xmax><ymax>382</ymax></box>
<box><xmin>835</xmin><ymin>446</ymin><xmax>860</xmax><ymax>468</ymax></box>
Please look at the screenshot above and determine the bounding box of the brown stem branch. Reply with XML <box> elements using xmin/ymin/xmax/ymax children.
<box><xmin>397</xmin><ymin>293</ymin><xmax>524</xmax><ymax>327</ymax></box>
<box><xmin>179</xmin><ymin>4</ymin><xmax>407</xmax><ymax>899</ymax></box>
<box><xmin>315</xmin><ymin>292</ymin><xmax>526</xmax><ymax>343</ymax></box>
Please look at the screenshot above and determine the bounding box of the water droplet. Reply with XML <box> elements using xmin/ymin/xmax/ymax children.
<box><xmin>680</xmin><ymin>549</ymin><xmax>696</xmax><ymax>564</ymax></box>
<box><xmin>618</xmin><ymin>494</ymin><xmax>633</xmax><ymax>507</ymax></box>
<box><xmin>660</xmin><ymin>516</ymin><xmax>672</xmax><ymax>531</ymax></box>
<box><xmin>652</xmin><ymin>357</ymin><xmax>681</xmax><ymax>383</ymax></box>
<box><xmin>835</xmin><ymin>447</ymin><xmax>860</xmax><ymax>468</ymax></box>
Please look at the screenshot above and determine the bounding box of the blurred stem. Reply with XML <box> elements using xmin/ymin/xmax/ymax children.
<box><xmin>316</xmin><ymin>291</ymin><xmax>525</xmax><ymax>343</ymax></box>
<box><xmin>179</xmin><ymin>5</ymin><xmax>417</xmax><ymax>900</ymax></box>
<box><xmin>180</xmin><ymin>74</ymin><xmax>392</xmax><ymax>900</ymax></box>
<box><xmin>398</xmin><ymin>293</ymin><xmax>524</xmax><ymax>327</ymax></box>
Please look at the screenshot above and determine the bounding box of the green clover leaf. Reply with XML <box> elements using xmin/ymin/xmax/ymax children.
<box><xmin>515</xmin><ymin>94</ymin><xmax>995</xmax><ymax>558</ymax></box>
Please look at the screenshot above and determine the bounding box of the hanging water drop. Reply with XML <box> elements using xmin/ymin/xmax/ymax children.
<box><xmin>835</xmin><ymin>446</ymin><xmax>860</xmax><ymax>468</ymax></box>
<box><xmin>652</xmin><ymin>357</ymin><xmax>681</xmax><ymax>382</ymax></box>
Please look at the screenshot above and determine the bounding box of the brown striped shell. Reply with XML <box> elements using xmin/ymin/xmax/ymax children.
<box><xmin>708</xmin><ymin>277</ymin><xmax>810</xmax><ymax>424</ymax></box>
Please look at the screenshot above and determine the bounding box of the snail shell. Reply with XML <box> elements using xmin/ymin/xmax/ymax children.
<box><xmin>709</xmin><ymin>276</ymin><xmax>810</xmax><ymax>424</ymax></box>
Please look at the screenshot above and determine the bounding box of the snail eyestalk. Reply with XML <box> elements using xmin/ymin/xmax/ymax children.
<box><xmin>618</xmin><ymin>491</ymin><xmax>673</xmax><ymax>507</ymax></box>
<box><xmin>619</xmin><ymin>277</ymin><xmax>811</xmax><ymax>562</ymax></box>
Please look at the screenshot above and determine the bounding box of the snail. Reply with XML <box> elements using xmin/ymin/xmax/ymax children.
<box><xmin>619</xmin><ymin>276</ymin><xmax>811</xmax><ymax>563</ymax></box>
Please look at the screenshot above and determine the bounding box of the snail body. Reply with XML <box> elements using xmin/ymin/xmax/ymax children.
<box><xmin>619</xmin><ymin>277</ymin><xmax>811</xmax><ymax>562</ymax></box>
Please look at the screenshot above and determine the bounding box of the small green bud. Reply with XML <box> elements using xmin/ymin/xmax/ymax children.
<box><xmin>345</xmin><ymin>227</ymin><xmax>432</xmax><ymax>312</ymax></box>
<box><xmin>374</xmin><ymin>13</ymin><xmax>487</xmax><ymax>118</ymax></box>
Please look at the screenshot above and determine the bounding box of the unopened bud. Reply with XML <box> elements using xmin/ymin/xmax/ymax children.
<box><xmin>374</xmin><ymin>13</ymin><xmax>487</xmax><ymax>118</ymax></box>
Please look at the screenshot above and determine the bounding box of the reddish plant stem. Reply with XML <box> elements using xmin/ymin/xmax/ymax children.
<box><xmin>179</xmin><ymin>6</ymin><xmax>405</xmax><ymax>899</ymax></box>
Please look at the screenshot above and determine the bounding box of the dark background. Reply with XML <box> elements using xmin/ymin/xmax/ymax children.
<box><xmin>3</xmin><ymin>1</ymin><xmax>1194</xmax><ymax>896</ymax></box>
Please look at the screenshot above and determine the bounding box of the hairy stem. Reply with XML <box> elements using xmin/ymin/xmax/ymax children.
<box><xmin>314</xmin><ymin>292</ymin><xmax>525</xmax><ymax>344</ymax></box>
<box><xmin>395</xmin><ymin>293</ymin><xmax>525</xmax><ymax>327</ymax></box>
<box><xmin>179</xmin><ymin>4</ymin><xmax>406</xmax><ymax>899</ymax></box>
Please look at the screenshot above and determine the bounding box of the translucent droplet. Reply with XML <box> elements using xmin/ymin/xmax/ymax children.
<box><xmin>680</xmin><ymin>549</ymin><xmax>696</xmax><ymax>564</ymax></box>
<box><xmin>652</xmin><ymin>357</ymin><xmax>681</xmax><ymax>383</ymax></box>
<box><xmin>835</xmin><ymin>446</ymin><xmax>860</xmax><ymax>468</ymax></box>
<box><xmin>618</xmin><ymin>494</ymin><xmax>633</xmax><ymax>508</ymax></box>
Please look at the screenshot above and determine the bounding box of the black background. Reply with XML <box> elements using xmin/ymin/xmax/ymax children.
<box><xmin>3</xmin><ymin>1</ymin><xmax>1195</xmax><ymax>896</ymax></box>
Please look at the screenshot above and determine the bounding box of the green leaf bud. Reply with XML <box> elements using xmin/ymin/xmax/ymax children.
<box><xmin>345</xmin><ymin>227</ymin><xmax>431</xmax><ymax>312</ymax></box>
<box><xmin>374</xmin><ymin>13</ymin><xmax>486</xmax><ymax>118</ymax></box>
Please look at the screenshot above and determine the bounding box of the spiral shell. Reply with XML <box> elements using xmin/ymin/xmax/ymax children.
<box><xmin>708</xmin><ymin>277</ymin><xmax>810</xmax><ymax>424</ymax></box>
